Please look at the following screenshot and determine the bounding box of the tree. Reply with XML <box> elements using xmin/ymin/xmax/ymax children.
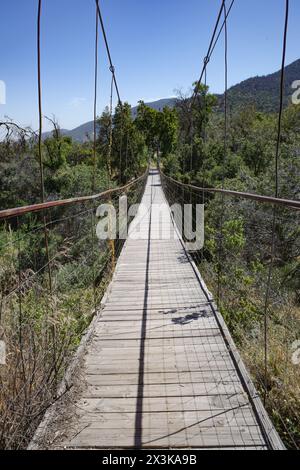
<box><xmin>156</xmin><ymin>106</ymin><xmax>179</xmax><ymax>157</ymax></box>
<box><xmin>135</xmin><ymin>101</ymin><xmax>160</xmax><ymax>156</ymax></box>
<box><xmin>97</xmin><ymin>102</ymin><xmax>148</xmax><ymax>183</ymax></box>
<box><xmin>135</xmin><ymin>101</ymin><xmax>179</xmax><ymax>162</ymax></box>
<box><xmin>229</xmin><ymin>107</ymin><xmax>275</xmax><ymax>177</ymax></box>
<box><xmin>175</xmin><ymin>83</ymin><xmax>217</xmax><ymax>177</ymax></box>
<box><xmin>42</xmin><ymin>116</ymin><xmax>72</xmax><ymax>171</ymax></box>
<box><xmin>97</xmin><ymin>106</ymin><xmax>113</xmax><ymax>179</ymax></box>
<box><xmin>113</xmin><ymin>102</ymin><xmax>147</xmax><ymax>182</ymax></box>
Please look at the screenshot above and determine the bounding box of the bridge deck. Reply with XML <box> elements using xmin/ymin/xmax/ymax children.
<box><xmin>30</xmin><ymin>169</ymin><xmax>283</xmax><ymax>450</ymax></box>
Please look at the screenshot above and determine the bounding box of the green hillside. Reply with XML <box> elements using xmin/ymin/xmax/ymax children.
<box><xmin>217</xmin><ymin>58</ymin><xmax>300</xmax><ymax>113</ymax></box>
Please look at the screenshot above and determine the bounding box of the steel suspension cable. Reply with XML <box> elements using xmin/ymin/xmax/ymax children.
<box><xmin>94</xmin><ymin>0</ymin><xmax>121</xmax><ymax>105</ymax></box>
<box><xmin>188</xmin><ymin>0</ymin><xmax>234</xmax><ymax>185</ymax></box>
<box><xmin>106</xmin><ymin>74</ymin><xmax>114</xmax><ymax>183</ymax></box>
<box><xmin>217</xmin><ymin>2</ymin><xmax>228</xmax><ymax>304</ymax></box>
<box><xmin>37</xmin><ymin>0</ymin><xmax>44</xmax><ymax>203</ymax></box>
<box><xmin>93</xmin><ymin>0</ymin><xmax>99</xmax><ymax>192</ymax></box>
<box><xmin>94</xmin><ymin>0</ymin><xmax>134</xmax><ymax>185</ymax></box>
<box><xmin>263</xmin><ymin>0</ymin><xmax>289</xmax><ymax>405</ymax></box>
<box><xmin>91</xmin><ymin>1</ymin><xmax>100</xmax><ymax>311</ymax></box>
<box><xmin>190</xmin><ymin>0</ymin><xmax>235</xmax><ymax>110</ymax></box>
<box><xmin>275</xmin><ymin>1</ymin><xmax>289</xmax><ymax>199</ymax></box>
<box><xmin>37</xmin><ymin>0</ymin><xmax>56</xmax><ymax>376</ymax></box>
<box><xmin>209</xmin><ymin>0</ymin><xmax>235</xmax><ymax>60</ymax></box>
<box><xmin>119</xmin><ymin>109</ymin><xmax>124</xmax><ymax>185</ymax></box>
<box><xmin>125</xmin><ymin>130</ymin><xmax>129</xmax><ymax>179</ymax></box>
<box><xmin>200</xmin><ymin>67</ymin><xmax>208</xmax><ymax>264</ymax></box>
<box><xmin>190</xmin><ymin>0</ymin><xmax>225</xmax><ymax>107</ymax></box>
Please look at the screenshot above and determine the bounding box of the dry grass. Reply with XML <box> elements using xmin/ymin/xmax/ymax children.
<box><xmin>200</xmin><ymin>257</ymin><xmax>300</xmax><ymax>449</ymax></box>
<box><xmin>235</xmin><ymin>304</ymin><xmax>300</xmax><ymax>449</ymax></box>
<box><xmin>0</xmin><ymin>286</ymin><xmax>94</xmax><ymax>449</ymax></box>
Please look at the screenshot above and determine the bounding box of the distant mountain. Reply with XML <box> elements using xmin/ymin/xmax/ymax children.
<box><xmin>42</xmin><ymin>60</ymin><xmax>299</xmax><ymax>142</ymax></box>
<box><xmin>218</xmin><ymin>58</ymin><xmax>300</xmax><ymax>113</ymax></box>
<box><xmin>41</xmin><ymin>122</ymin><xmax>95</xmax><ymax>142</ymax></box>
<box><xmin>41</xmin><ymin>128</ymin><xmax>70</xmax><ymax>140</ymax></box>
<box><xmin>131</xmin><ymin>98</ymin><xmax>177</xmax><ymax>118</ymax></box>
<box><xmin>42</xmin><ymin>98</ymin><xmax>177</xmax><ymax>142</ymax></box>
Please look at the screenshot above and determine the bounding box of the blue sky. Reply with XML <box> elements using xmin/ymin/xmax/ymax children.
<box><xmin>0</xmin><ymin>0</ymin><xmax>299</xmax><ymax>131</ymax></box>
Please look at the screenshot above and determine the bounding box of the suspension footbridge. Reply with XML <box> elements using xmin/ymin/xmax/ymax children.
<box><xmin>1</xmin><ymin>0</ymin><xmax>298</xmax><ymax>452</ymax></box>
<box><xmin>28</xmin><ymin>169</ymin><xmax>284</xmax><ymax>450</ymax></box>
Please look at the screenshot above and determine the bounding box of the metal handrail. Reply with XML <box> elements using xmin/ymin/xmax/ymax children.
<box><xmin>0</xmin><ymin>169</ymin><xmax>148</xmax><ymax>220</ymax></box>
<box><xmin>159</xmin><ymin>169</ymin><xmax>300</xmax><ymax>210</ymax></box>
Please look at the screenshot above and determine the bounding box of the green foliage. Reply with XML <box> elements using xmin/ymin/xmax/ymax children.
<box><xmin>97</xmin><ymin>101</ymin><xmax>148</xmax><ymax>182</ymax></box>
<box><xmin>156</xmin><ymin>106</ymin><xmax>179</xmax><ymax>157</ymax></box>
<box><xmin>216</xmin><ymin>59</ymin><xmax>300</xmax><ymax>114</ymax></box>
<box><xmin>135</xmin><ymin>101</ymin><xmax>179</xmax><ymax>158</ymax></box>
<box><xmin>135</xmin><ymin>100</ymin><xmax>160</xmax><ymax>153</ymax></box>
<box><xmin>51</xmin><ymin>164</ymin><xmax>109</xmax><ymax>198</ymax></box>
<box><xmin>161</xmin><ymin>152</ymin><xmax>181</xmax><ymax>177</ymax></box>
<box><xmin>42</xmin><ymin>135</ymin><xmax>72</xmax><ymax>171</ymax></box>
<box><xmin>223</xmin><ymin>218</ymin><xmax>245</xmax><ymax>253</ymax></box>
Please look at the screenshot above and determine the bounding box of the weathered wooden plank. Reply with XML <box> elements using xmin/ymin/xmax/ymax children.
<box><xmin>86</xmin><ymin>350</ymin><xmax>231</xmax><ymax>364</ymax></box>
<box><xmin>66</xmin><ymin>426</ymin><xmax>265</xmax><ymax>448</ymax></box>
<box><xmin>85</xmin><ymin>360</ymin><xmax>235</xmax><ymax>375</ymax></box>
<box><xmin>70</xmin><ymin>409</ymin><xmax>257</xmax><ymax>428</ymax></box>
<box><xmin>94</xmin><ymin>319</ymin><xmax>218</xmax><ymax>333</ymax></box>
<box><xmin>85</xmin><ymin>352</ymin><xmax>233</xmax><ymax>366</ymax></box>
<box><xmin>83</xmin><ymin>382</ymin><xmax>244</xmax><ymax>398</ymax></box>
<box><xmin>85</xmin><ymin>370</ymin><xmax>240</xmax><ymax>385</ymax></box>
<box><xmin>76</xmin><ymin>393</ymin><xmax>249</xmax><ymax>413</ymax></box>
<box><xmin>88</xmin><ymin>343</ymin><xmax>228</xmax><ymax>355</ymax></box>
<box><xmin>93</xmin><ymin>329</ymin><xmax>221</xmax><ymax>340</ymax></box>
<box><xmin>87</xmin><ymin>336</ymin><xmax>225</xmax><ymax>349</ymax></box>
<box><xmin>100</xmin><ymin>303</ymin><xmax>213</xmax><ymax>313</ymax></box>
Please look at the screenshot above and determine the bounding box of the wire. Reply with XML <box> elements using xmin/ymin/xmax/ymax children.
<box><xmin>37</xmin><ymin>0</ymin><xmax>44</xmax><ymax>203</ymax></box>
<box><xmin>191</xmin><ymin>0</ymin><xmax>235</xmax><ymax>109</ymax></box>
<box><xmin>94</xmin><ymin>0</ymin><xmax>133</xmax><ymax>185</ymax></box>
<box><xmin>108</xmin><ymin>74</ymin><xmax>114</xmax><ymax>182</ymax></box>
<box><xmin>94</xmin><ymin>0</ymin><xmax>121</xmax><ymax>105</ymax></box>
<box><xmin>275</xmin><ymin>0</ymin><xmax>289</xmax><ymax>199</ymax></box>
<box><xmin>209</xmin><ymin>0</ymin><xmax>235</xmax><ymax>60</ymax></box>
<box><xmin>262</xmin><ymin>0</ymin><xmax>289</xmax><ymax>405</ymax></box>
<box><xmin>91</xmin><ymin>1</ymin><xmax>100</xmax><ymax>310</ymax></box>
<box><xmin>217</xmin><ymin>2</ymin><xmax>228</xmax><ymax>303</ymax></box>
<box><xmin>36</xmin><ymin>0</ymin><xmax>53</xmax><ymax>295</ymax></box>
<box><xmin>191</xmin><ymin>0</ymin><xmax>224</xmax><ymax>106</ymax></box>
<box><xmin>93</xmin><ymin>1</ymin><xmax>99</xmax><ymax>193</ymax></box>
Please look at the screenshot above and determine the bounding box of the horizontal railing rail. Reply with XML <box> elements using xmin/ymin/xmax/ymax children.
<box><xmin>159</xmin><ymin>168</ymin><xmax>300</xmax><ymax>210</ymax></box>
<box><xmin>0</xmin><ymin>169</ymin><xmax>148</xmax><ymax>220</ymax></box>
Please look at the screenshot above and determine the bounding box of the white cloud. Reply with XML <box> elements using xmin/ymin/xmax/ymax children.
<box><xmin>69</xmin><ymin>97</ymin><xmax>86</xmax><ymax>108</ymax></box>
<box><xmin>137</xmin><ymin>96</ymin><xmax>177</xmax><ymax>105</ymax></box>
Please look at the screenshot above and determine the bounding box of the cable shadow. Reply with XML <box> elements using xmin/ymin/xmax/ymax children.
<box><xmin>134</xmin><ymin>171</ymin><xmax>154</xmax><ymax>447</ymax></box>
<box><xmin>160</xmin><ymin>303</ymin><xmax>211</xmax><ymax>315</ymax></box>
<box><xmin>141</xmin><ymin>402</ymin><xmax>249</xmax><ymax>446</ymax></box>
<box><xmin>171</xmin><ymin>310</ymin><xmax>210</xmax><ymax>324</ymax></box>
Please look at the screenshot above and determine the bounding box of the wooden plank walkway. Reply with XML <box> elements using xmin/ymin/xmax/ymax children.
<box><xmin>30</xmin><ymin>169</ymin><xmax>284</xmax><ymax>450</ymax></box>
